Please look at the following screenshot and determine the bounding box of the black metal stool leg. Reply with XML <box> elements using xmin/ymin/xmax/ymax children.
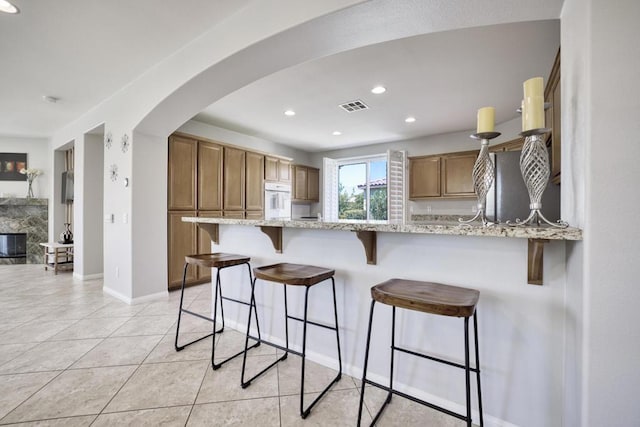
<box><xmin>300</xmin><ymin>285</ymin><xmax>311</xmax><ymax>418</ymax></box>
<box><xmin>217</xmin><ymin>271</ymin><xmax>226</xmax><ymax>331</ymax></box>
<box><xmin>211</xmin><ymin>269</ymin><xmax>222</xmax><ymax>369</ymax></box>
<box><xmin>388</xmin><ymin>306</ymin><xmax>396</xmax><ymax>405</ymax></box>
<box><xmin>331</xmin><ymin>277</ymin><xmax>342</xmax><ymax>376</ymax></box>
<box><xmin>174</xmin><ymin>262</ymin><xmax>189</xmax><ymax>351</ymax></box>
<box><xmin>474</xmin><ymin>311</ymin><xmax>484</xmax><ymax>427</ymax></box>
<box><xmin>241</xmin><ymin>276</ymin><xmax>257</xmax><ymax>387</ymax></box>
<box><xmin>464</xmin><ymin>316</ymin><xmax>472</xmax><ymax>427</ymax></box>
<box><xmin>357</xmin><ymin>299</ymin><xmax>376</xmax><ymax>427</ymax></box>
<box><xmin>283</xmin><ymin>285</ymin><xmax>290</xmax><ymax>358</ymax></box>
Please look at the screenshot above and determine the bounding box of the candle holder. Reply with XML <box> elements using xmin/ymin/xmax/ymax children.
<box><xmin>459</xmin><ymin>131</ymin><xmax>501</xmax><ymax>226</ymax></box>
<box><xmin>507</xmin><ymin>128</ymin><xmax>568</xmax><ymax>228</ymax></box>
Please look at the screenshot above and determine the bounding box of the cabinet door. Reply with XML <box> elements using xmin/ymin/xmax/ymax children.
<box><xmin>293</xmin><ymin>166</ymin><xmax>308</xmax><ymax>200</ymax></box>
<box><xmin>265</xmin><ymin>156</ymin><xmax>278</xmax><ymax>181</ymax></box>
<box><xmin>168</xmin><ymin>136</ymin><xmax>197</xmax><ymax>210</ymax></box>
<box><xmin>441</xmin><ymin>153</ymin><xmax>477</xmax><ymax>197</ymax></box>
<box><xmin>246</xmin><ymin>152</ymin><xmax>264</xmax><ymax>211</ymax></box>
<box><xmin>278</xmin><ymin>160</ymin><xmax>291</xmax><ymax>182</ymax></box>
<box><xmin>198</xmin><ymin>142</ymin><xmax>223</xmax><ymax>210</ymax></box>
<box><xmin>307</xmin><ymin>167</ymin><xmax>319</xmax><ymax>202</ymax></box>
<box><xmin>223</xmin><ymin>147</ymin><xmax>245</xmax><ymax>210</ymax></box>
<box><xmin>246</xmin><ymin>211</ymin><xmax>264</xmax><ymax>220</ymax></box>
<box><xmin>168</xmin><ymin>211</ymin><xmax>197</xmax><ymax>290</ymax></box>
<box><xmin>196</xmin><ymin>211</ymin><xmax>222</xmax><ymax>281</ymax></box>
<box><xmin>409</xmin><ymin>157</ymin><xmax>440</xmax><ymax>199</ymax></box>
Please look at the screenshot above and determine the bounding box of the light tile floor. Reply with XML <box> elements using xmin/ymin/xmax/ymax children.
<box><xmin>0</xmin><ymin>265</ymin><xmax>470</xmax><ymax>426</ymax></box>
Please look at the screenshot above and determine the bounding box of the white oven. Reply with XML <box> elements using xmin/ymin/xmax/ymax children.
<box><xmin>264</xmin><ymin>182</ymin><xmax>291</xmax><ymax>220</ymax></box>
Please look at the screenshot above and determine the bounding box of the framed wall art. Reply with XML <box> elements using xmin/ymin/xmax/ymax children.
<box><xmin>0</xmin><ymin>153</ymin><xmax>27</xmax><ymax>181</ymax></box>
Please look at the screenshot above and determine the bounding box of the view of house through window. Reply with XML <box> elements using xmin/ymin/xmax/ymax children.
<box><xmin>338</xmin><ymin>158</ymin><xmax>387</xmax><ymax>220</ymax></box>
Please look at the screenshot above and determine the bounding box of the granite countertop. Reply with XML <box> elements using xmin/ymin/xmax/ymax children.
<box><xmin>182</xmin><ymin>217</ymin><xmax>582</xmax><ymax>241</ymax></box>
<box><xmin>0</xmin><ymin>197</ymin><xmax>48</xmax><ymax>206</ymax></box>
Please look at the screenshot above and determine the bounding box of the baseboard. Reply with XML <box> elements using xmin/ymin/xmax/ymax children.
<box><xmin>73</xmin><ymin>272</ymin><xmax>104</xmax><ymax>280</ymax></box>
<box><xmin>222</xmin><ymin>317</ymin><xmax>516</xmax><ymax>427</ymax></box>
<box><xmin>102</xmin><ymin>287</ymin><xmax>168</xmax><ymax>305</ymax></box>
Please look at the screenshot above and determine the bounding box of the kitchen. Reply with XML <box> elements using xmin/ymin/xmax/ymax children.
<box><xmin>2</xmin><ymin>0</ymin><xmax>637</xmax><ymax>425</ymax></box>
<box><xmin>167</xmin><ymin>19</ymin><xmax>574</xmax><ymax>426</ymax></box>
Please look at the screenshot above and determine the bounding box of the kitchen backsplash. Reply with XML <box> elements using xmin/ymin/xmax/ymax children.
<box><xmin>409</xmin><ymin>199</ymin><xmax>477</xmax><ymax>216</ymax></box>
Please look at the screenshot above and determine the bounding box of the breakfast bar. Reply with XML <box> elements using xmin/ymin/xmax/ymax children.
<box><xmin>181</xmin><ymin>215</ymin><xmax>580</xmax><ymax>425</ymax></box>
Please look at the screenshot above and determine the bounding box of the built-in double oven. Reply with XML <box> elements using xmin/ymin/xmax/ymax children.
<box><xmin>264</xmin><ymin>182</ymin><xmax>291</xmax><ymax>220</ymax></box>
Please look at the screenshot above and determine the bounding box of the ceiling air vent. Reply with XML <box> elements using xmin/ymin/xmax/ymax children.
<box><xmin>339</xmin><ymin>100</ymin><xmax>369</xmax><ymax>112</ymax></box>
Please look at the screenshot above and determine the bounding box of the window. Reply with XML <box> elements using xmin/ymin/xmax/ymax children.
<box><xmin>323</xmin><ymin>151</ymin><xmax>405</xmax><ymax>223</ymax></box>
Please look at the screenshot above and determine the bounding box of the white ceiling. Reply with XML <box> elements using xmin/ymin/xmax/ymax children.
<box><xmin>0</xmin><ymin>0</ymin><xmax>250</xmax><ymax>137</ymax></box>
<box><xmin>0</xmin><ymin>1</ymin><xmax>561</xmax><ymax>153</ymax></box>
<box><xmin>194</xmin><ymin>19</ymin><xmax>560</xmax><ymax>152</ymax></box>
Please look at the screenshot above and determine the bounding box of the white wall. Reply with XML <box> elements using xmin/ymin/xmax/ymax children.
<box><xmin>0</xmin><ymin>136</ymin><xmax>50</xmax><ymax>199</ymax></box>
<box><xmin>72</xmin><ymin>133</ymin><xmax>104</xmax><ymax>279</ymax></box>
<box><xmin>563</xmin><ymin>1</ymin><xmax>640</xmax><ymax>425</ymax></box>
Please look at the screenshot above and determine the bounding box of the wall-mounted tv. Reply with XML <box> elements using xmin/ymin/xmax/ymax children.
<box><xmin>61</xmin><ymin>171</ymin><xmax>74</xmax><ymax>203</ymax></box>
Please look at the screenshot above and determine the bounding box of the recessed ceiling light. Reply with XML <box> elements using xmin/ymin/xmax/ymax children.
<box><xmin>0</xmin><ymin>0</ymin><xmax>19</xmax><ymax>14</ymax></box>
<box><xmin>371</xmin><ymin>86</ymin><xmax>386</xmax><ymax>94</ymax></box>
<box><xmin>405</xmin><ymin>116</ymin><xmax>416</xmax><ymax>123</ymax></box>
<box><xmin>332</xmin><ymin>131</ymin><xmax>342</xmax><ymax>136</ymax></box>
<box><xmin>42</xmin><ymin>95</ymin><xmax>60</xmax><ymax>104</ymax></box>
<box><xmin>284</xmin><ymin>110</ymin><xmax>296</xmax><ymax>116</ymax></box>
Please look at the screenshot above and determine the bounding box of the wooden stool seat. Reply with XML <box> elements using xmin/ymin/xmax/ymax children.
<box><xmin>185</xmin><ymin>253</ymin><xmax>250</xmax><ymax>269</ymax></box>
<box><xmin>371</xmin><ymin>278</ymin><xmax>479</xmax><ymax>318</ymax></box>
<box><xmin>253</xmin><ymin>263</ymin><xmax>335</xmax><ymax>286</ymax></box>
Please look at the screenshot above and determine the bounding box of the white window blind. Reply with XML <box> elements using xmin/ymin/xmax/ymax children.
<box><xmin>387</xmin><ymin>150</ymin><xmax>406</xmax><ymax>224</ymax></box>
<box><xmin>323</xmin><ymin>157</ymin><xmax>338</xmax><ymax>222</ymax></box>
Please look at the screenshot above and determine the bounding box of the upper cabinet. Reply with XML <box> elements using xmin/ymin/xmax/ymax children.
<box><xmin>168</xmin><ymin>135</ymin><xmax>197</xmax><ymax>210</ymax></box>
<box><xmin>545</xmin><ymin>48</ymin><xmax>561</xmax><ymax>184</ymax></box>
<box><xmin>292</xmin><ymin>164</ymin><xmax>320</xmax><ymax>202</ymax></box>
<box><xmin>441</xmin><ymin>152</ymin><xmax>477</xmax><ymax>197</ymax></box>
<box><xmin>265</xmin><ymin>156</ymin><xmax>291</xmax><ymax>183</ymax></box>
<box><xmin>198</xmin><ymin>141</ymin><xmax>223</xmax><ymax>211</ymax></box>
<box><xmin>223</xmin><ymin>147</ymin><xmax>246</xmax><ymax>211</ymax></box>
<box><xmin>246</xmin><ymin>151</ymin><xmax>265</xmax><ymax>211</ymax></box>
<box><xmin>409</xmin><ymin>150</ymin><xmax>478</xmax><ymax>200</ymax></box>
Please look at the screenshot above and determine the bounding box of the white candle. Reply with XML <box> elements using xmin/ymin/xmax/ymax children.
<box><xmin>523</xmin><ymin>77</ymin><xmax>544</xmax><ymax>98</ymax></box>
<box><xmin>477</xmin><ymin>107</ymin><xmax>495</xmax><ymax>133</ymax></box>
<box><xmin>521</xmin><ymin>100</ymin><xmax>526</xmax><ymax>132</ymax></box>
<box><xmin>524</xmin><ymin>96</ymin><xmax>545</xmax><ymax>130</ymax></box>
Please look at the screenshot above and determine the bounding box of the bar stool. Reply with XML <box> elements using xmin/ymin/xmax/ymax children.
<box><xmin>357</xmin><ymin>278</ymin><xmax>483</xmax><ymax>427</ymax></box>
<box><xmin>174</xmin><ymin>253</ymin><xmax>261</xmax><ymax>370</ymax></box>
<box><xmin>240</xmin><ymin>263</ymin><xmax>342</xmax><ymax>419</ymax></box>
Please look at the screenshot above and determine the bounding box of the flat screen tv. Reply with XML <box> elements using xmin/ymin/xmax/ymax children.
<box><xmin>61</xmin><ymin>171</ymin><xmax>74</xmax><ymax>203</ymax></box>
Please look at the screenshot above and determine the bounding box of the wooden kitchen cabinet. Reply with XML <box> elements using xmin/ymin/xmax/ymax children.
<box><xmin>441</xmin><ymin>152</ymin><xmax>477</xmax><ymax>197</ymax></box>
<box><xmin>545</xmin><ymin>48</ymin><xmax>561</xmax><ymax>184</ymax></box>
<box><xmin>198</xmin><ymin>141</ymin><xmax>223</xmax><ymax>210</ymax></box>
<box><xmin>223</xmin><ymin>147</ymin><xmax>246</xmax><ymax>211</ymax></box>
<box><xmin>409</xmin><ymin>156</ymin><xmax>441</xmax><ymax>198</ymax></box>
<box><xmin>167</xmin><ymin>211</ymin><xmax>197</xmax><ymax>290</ymax></box>
<box><xmin>409</xmin><ymin>150</ymin><xmax>477</xmax><ymax>200</ymax></box>
<box><xmin>265</xmin><ymin>156</ymin><xmax>291</xmax><ymax>183</ymax></box>
<box><xmin>307</xmin><ymin>167</ymin><xmax>319</xmax><ymax>201</ymax></box>
<box><xmin>292</xmin><ymin>165</ymin><xmax>319</xmax><ymax>202</ymax></box>
<box><xmin>168</xmin><ymin>135</ymin><xmax>197</xmax><ymax>210</ymax></box>
<box><xmin>246</xmin><ymin>152</ymin><xmax>264</xmax><ymax>212</ymax></box>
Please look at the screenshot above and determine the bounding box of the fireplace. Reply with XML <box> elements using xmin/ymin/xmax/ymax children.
<box><xmin>0</xmin><ymin>233</ymin><xmax>27</xmax><ymax>260</ymax></box>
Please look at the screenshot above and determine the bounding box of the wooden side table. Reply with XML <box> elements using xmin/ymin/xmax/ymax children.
<box><xmin>40</xmin><ymin>242</ymin><xmax>74</xmax><ymax>274</ymax></box>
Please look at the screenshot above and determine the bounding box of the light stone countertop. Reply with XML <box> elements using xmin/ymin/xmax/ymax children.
<box><xmin>182</xmin><ymin>217</ymin><xmax>582</xmax><ymax>241</ymax></box>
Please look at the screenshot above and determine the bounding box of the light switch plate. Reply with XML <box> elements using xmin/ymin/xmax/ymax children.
<box><xmin>104</xmin><ymin>214</ymin><xmax>114</xmax><ymax>223</ymax></box>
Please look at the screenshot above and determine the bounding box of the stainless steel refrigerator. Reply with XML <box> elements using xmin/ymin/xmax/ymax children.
<box><xmin>485</xmin><ymin>150</ymin><xmax>560</xmax><ymax>224</ymax></box>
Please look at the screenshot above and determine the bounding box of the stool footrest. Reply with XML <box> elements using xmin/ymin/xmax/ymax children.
<box><xmin>180</xmin><ymin>308</ymin><xmax>215</xmax><ymax>323</ymax></box>
<box><xmin>221</xmin><ymin>295</ymin><xmax>252</xmax><ymax>306</ymax></box>
<box><xmin>393</xmin><ymin>345</ymin><xmax>480</xmax><ymax>373</ymax></box>
<box><xmin>363</xmin><ymin>379</ymin><xmax>468</xmax><ymax>422</ymax></box>
<box><xmin>286</xmin><ymin>315</ymin><xmax>338</xmax><ymax>331</ymax></box>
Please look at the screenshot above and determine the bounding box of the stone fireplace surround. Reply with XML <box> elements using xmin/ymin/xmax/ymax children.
<box><xmin>0</xmin><ymin>198</ymin><xmax>48</xmax><ymax>264</ymax></box>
